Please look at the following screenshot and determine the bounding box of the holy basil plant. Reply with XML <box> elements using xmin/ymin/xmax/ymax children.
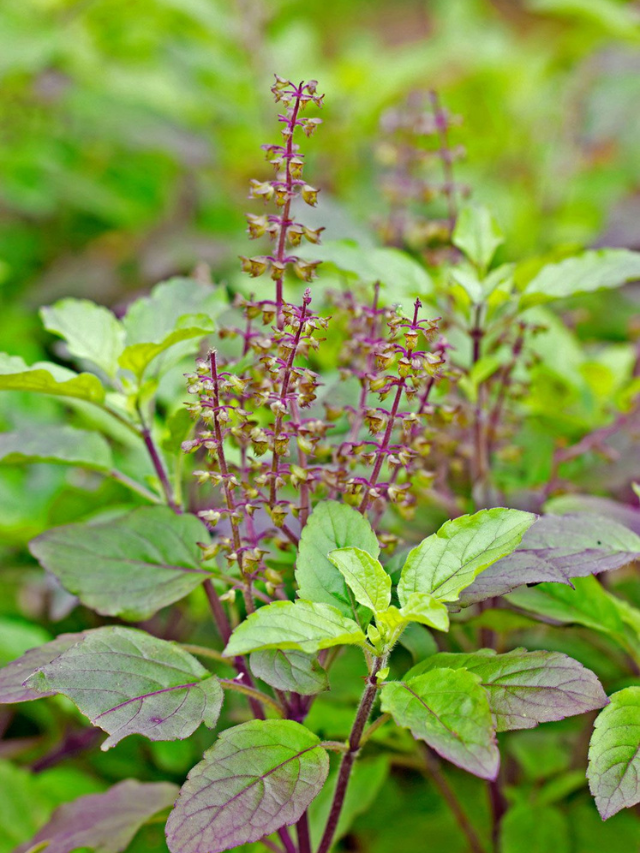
<box><xmin>0</xmin><ymin>502</ymin><xmax>618</xmax><ymax>853</ymax></box>
<box><xmin>1</xmin><ymin>73</ymin><xmax>640</xmax><ymax>853</ymax></box>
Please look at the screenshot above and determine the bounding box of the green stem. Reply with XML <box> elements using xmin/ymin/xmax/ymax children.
<box><xmin>107</xmin><ymin>469</ymin><xmax>162</xmax><ymax>504</ymax></box>
<box><xmin>219</xmin><ymin>678</ymin><xmax>284</xmax><ymax>716</ymax></box>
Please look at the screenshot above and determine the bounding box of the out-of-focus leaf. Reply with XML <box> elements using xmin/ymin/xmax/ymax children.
<box><xmin>0</xmin><ymin>354</ymin><xmax>105</xmax><ymax>403</ymax></box>
<box><xmin>0</xmin><ymin>425</ymin><xmax>112</xmax><ymax>471</ymax></box>
<box><xmin>295</xmin><ymin>500</ymin><xmax>380</xmax><ymax>618</ymax></box>
<box><xmin>380</xmin><ymin>668</ymin><xmax>499</xmax><ymax>779</ymax></box>
<box><xmin>224</xmin><ymin>600</ymin><xmax>365</xmax><ymax>656</ymax></box>
<box><xmin>29</xmin><ymin>506</ymin><xmax>212</xmax><ymax>620</ymax></box>
<box><xmin>406</xmin><ymin>648</ymin><xmax>607</xmax><ymax>731</ymax></box>
<box><xmin>461</xmin><ymin>513</ymin><xmax>640</xmax><ymax>605</ymax></box>
<box><xmin>118</xmin><ymin>314</ymin><xmax>215</xmax><ymax>381</ymax></box>
<box><xmin>165</xmin><ymin>720</ymin><xmax>328</xmax><ymax>853</ymax></box>
<box><xmin>249</xmin><ymin>649</ymin><xmax>328</xmax><ymax>696</ymax></box>
<box><xmin>398</xmin><ymin>508</ymin><xmax>535</xmax><ymax>604</ymax></box>
<box><xmin>41</xmin><ymin>299</ymin><xmax>126</xmax><ymax>379</ymax></box>
<box><xmin>14</xmin><ymin>780</ymin><xmax>178</xmax><ymax>853</ymax></box>
<box><xmin>27</xmin><ymin>626</ymin><xmax>222</xmax><ymax>749</ymax></box>
<box><xmin>588</xmin><ymin>686</ymin><xmax>640</xmax><ymax>819</ymax></box>
<box><xmin>521</xmin><ymin>249</ymin><xmax>640</xmax><ymax>307</ymax></box>
<box><xmin>452</xmin><ymin>203</ymin><xmax>504</xmax><ymax>271</ymax></box>
<box><xmin>501</xmin><ymin>803</ymin><xmax>570</xmax><ymax>853</ymax></box>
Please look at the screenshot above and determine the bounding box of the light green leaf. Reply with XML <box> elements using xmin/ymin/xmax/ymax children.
<box><xmin>328</xmin><ymin>547</ymin><xmax>391</xmax><ymax>613</ymax></box>
<box><xmin>588</xmin><ymin>687</ymin><xmax>640</xmax><ymax>819</ymax></box>
<box><xmin>27</xmin><ymin>627</ymin><xmax>222</xmax><ymax>750</ymax></box>
<box><xmin>452</xmin><ymin>204</ymin><xmax>504</xmax><ymax>271</ymax></box>
<box><xmin>398</xmin><ymin>508</ymin><xmax>536</xmax><ymax>604</ymax></box>
<box><xmin>295</xmin><ymin>500</ymin><xmax>380</xmax><ymax>618</ymax></box>
<box><xmin>41</xmin><ymin>299</ymin><xmax>126</xmax><ymax>380</ymax></box>
<box><xmin>0</xmin><ymin>425</ymin><xmax>112</xmax><ymax>471</ymax></box>
<box><xmin>521</xmin><ymin>249</ymin><xmax>640</xmax><ymax>307</ymax></box>
<box><xmin>29</xmin><ymin>506</ymin><xmax>212</xmax><ymax>620</ymax></box>
<box><xmin>303</xmin><ymin>239</ymin><xmax>433</xmax><ymax>294</ymax></box>
<box><xmin>380</xmin><ymin>667</ymin><xmax>499</xmax><ymax>779</ymax></box>
<box><xmin>118</xmin><ymin>314</ymin><xmax>215</xmax><ymax>381</ymax></box>
<box><xmin>165</xmin><ymin>720</ymin><xmax>329</xmax><ymax>853</ymax></box>
<box><xmin>407</xmin><ymin>648</ymin><xmax>607</xmax><ymax>731</ymax></box>
<box><xmin>398</xmin><ymin>592</ymin><xmax>450</xmax><ymax>632</ymax></box>
<box><xmin>0</xmin><ymin>354</ymin><xmax>105</xmax><ymax>403</ymax></box>
<box><xmin>501</xmin><ymin>803</ymin><xmax>570</xmax><ymax>853</ymax></box>
<box><xmin>225</xmin><ymin>600</ymin><xmax>366</xmax><ymax>656</ymax></box>
<box><xmin>249</xmin><ymin>649</ymin><xmax>328</xmax><ymax>696</ymax></box>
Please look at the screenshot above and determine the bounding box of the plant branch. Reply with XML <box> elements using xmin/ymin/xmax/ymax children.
<box><xmin>219</xmin><ymin>678</ymin><xmax>284</xmax><ymax>716</ymax></box>
<box><xmin>316</xmin><ymin>655</ymin><xmax>386</xmax><ymax>853</ymax></box>
<box><xmin>136</xmin><ymin>404</ymin><xmax>182</xmax><ymax>514</ymax></box>
<box><xmin>107</xmin><ymin>469</ymin><xmax>163</xmax><ymax>504</ymax></box>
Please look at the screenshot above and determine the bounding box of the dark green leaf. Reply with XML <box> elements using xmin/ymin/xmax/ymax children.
<box><xmin>249</xmin><ymin>649</ymin><xmax>328</xmax><ymax>695</ymax></box>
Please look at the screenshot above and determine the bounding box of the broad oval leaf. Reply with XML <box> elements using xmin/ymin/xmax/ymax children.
<box><xmin>15</xmin><ymin>780</ymin><xmax>178</xmax><ymax>853</ymax></box>
<box><xmin>461</xmin><ymin>513</ymin><xmax>640</xmax><ymax>605</ymax></box>
<box><xmin>398</xmin><ymin>592</ymin><xmax>450</xmax><ymax>632</ymax></box>
<box><xmin>521</xmin><ymin>248</ymin><xmax>640</xmax><ymax>307</ymax></box>
<box><xmin>0</xmin><ymin>425</ymin><xmax>112</xmax><ymax>472</ymax></box>
<box><xmin>398</xmin><ymin>508</ymin><xmax>535</xmax><ymax>605</ymax></box>
<box><xmin>250</xmin><ymin>649</ymin><xmax>328</xmax><ymax>695</ymax></box>
<box><xmin>224</xmin><ymin>600</ymin><xmax>366</xmax><ymax>656</ymax></box>
<box><xmin>295</xmin><ymin>500</ymin><xmax>380</xmax><ymax>618</ymax></box>
<box><xmin>41</xmin><ymin>299</ymin><xmax>126</xmax><ymax>380</ymax></box>
<box><xmin>588</xmin><ymin>686</ymin><xmax>640</xmax><ymax>819</ymax></box>
<box><xmin>118</xmin><ymin>316</ymin><xmax>215</xmax><ymax>382</ymax></box>
<box><xmin>328</xmin><ymin>547</ymin><xmax>391</xmax><ymax>613</ymax></box>
<box><xmin>26</xmin><ymin>626</ymin><xmax>223</xmax><ymax>750</ymax></box>
<box><xmin>407</xmin><ymin>648</ymin><xmax>607</xmax><ymax>731</ymax></box>
<box><xmin>165</xmin><ymin>719</ymin><xmax>329</xmax><ymax>853</ymax></box>
<box><xmin>0</xmin><ymin>354</ymin><xmax>105</xmax><ymax>403</ymax></box>
<box><xmin>380</xmin><ymin>667</ymin><xmax>499</xmax><ymax>779</ymax></box>
<box><xmin>0</xmin><ymin>631</ymin><xmax>91</xmax><ymax>704</ymax></box>
<box><xmin>29</xmin><ymin>506</ymin><xmax>212</xmax><ymax>620</ymax></box>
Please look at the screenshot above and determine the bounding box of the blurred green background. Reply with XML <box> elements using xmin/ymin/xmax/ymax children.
<box><xmin>2</xmin><ymin>0</ymin><xmax>640</xmax><ymax>342</ymax></box>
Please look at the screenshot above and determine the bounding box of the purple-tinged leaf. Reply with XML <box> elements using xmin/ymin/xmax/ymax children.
<box><xmin>29</xmin><ymin>506</ymin><xmax>213</xmax><ymax>620</ymax></box>
<box><xmin>460</xmin><ymin>514</ymin><xmax>640</xmax><ymax>606</ymax></box>
<box><xmin>26</xmin><ymin>627</ymin><xmax>222</xmax><ymax>750</ymax></box>
<box><xmin>0</xmin><ymin>631</ymin><xmax>91</xmax><ymax>704</ymax></box>
<box><xmin>380</xmin><ymin>667</ymin><xmax>500</xmax><ymax>780</ymax></box>
<box><xmin>544</xmin><ymin>494</ymin><xmax>640</xmax><ymax>537</ymax></box>
<box><xmin>406</xmin><ymin>648</ymin><xmax>608</xmax><ymax>731</ymax></box>
<box><xmin>15</xmin><ymin>779</ymin><xmax>177</xmax><ymax>853</ymax></box>
<box><xmin>249</xmin><ymin>649</ymin><xmax>328</xmax><ymax>695</ymax></box>
<box><xmin>588</xmin><ymin>686</ymin><xmax>640</xmax><ymax>819</ymax></box>
<box><xmin>165</xmin><ymin>719</ymin><xmax>329</xmax><ymax>853</ymax></box>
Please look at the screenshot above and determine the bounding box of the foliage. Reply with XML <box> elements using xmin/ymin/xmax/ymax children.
<box><xmin>1</xmin><ymin>3</ymin><xmax>640</xmax><ymax>852</ymax></box>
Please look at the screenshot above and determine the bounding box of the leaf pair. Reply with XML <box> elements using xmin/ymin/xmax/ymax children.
<box><xmin>381</xmin><ymin>648</ymin><xmax>608</xmax><ymax>780</ymax></box>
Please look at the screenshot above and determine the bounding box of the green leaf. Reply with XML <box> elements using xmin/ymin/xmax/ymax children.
<box><xmin>407</xmin><ymin>648</ymin><xmax>607</xmax><ymax>731</ymax></box>
<box><xmin>0</xmin><ymin>354</ymin><xmax>105</xmax><ymax>403</ymax></box>
<box><xmin>0</xmin><ymin>425</ymin><xmax>112</xmax><ymax>471</ymax></box>
<box><xmin>328</xmin><ymin>547</ymin><xmax>391</xmax><ymax>613</ymax></box>
<box><xmin>398</xmin><ymin>508</ymin><xmax>536</xmax><ymax>605</ymax></box>
<box><xmin>14</xmin><ymin>780</ymin><xmax>178</xmax><ymax>853</ymax></box>
<box><xmin>26</xmin><ymin>626</ymin><xmax>222</xmax><ymax>750</ymax></box>
<box><xmin>165</xmin><ymin>720</ymin><xmax>329</xmax><ymax>853</ymax></box>
<box><xmin>295</xmin><ymin>500</ymin><xmax>380</xmax><ymax>618</ymax></box>
<box><xmin>118</xmin><ymin>314</ymin><xmax>215</xmax><ymax>381</ymax></box>
<box><xmin>41</xmin><ymin>299</ymin><xmax>126</xmax><ymax>379</ymax></box>
<box><xmin>305</xmin><ymin>239</ymin><xmax>433</xmax><ymax>294</ymax></box>
<box><xmin>521</xmin><ymin>249</ymin><xmax>640</xmax><ymax>307</ymax></box>
<box><xmin>398</xmin><ymin>592</ymin><xmax>450</xmax><ymax>632</ymax></box>
<box><xmin>225</xmin><ymin>600</ymin><xmax>366</xmax><ymax>656</ymax></box>
<box><xmin>29</xmin><ymin>506</ymin><xmax>212</xmax><ymax>620</ymax></box>
<box><xmin>249</xmin><ymin>649</ymin><xmax>328</xmax><ymax>696</ymax></box>
<box><xmin>501</xmin><ymin>803</ymin><xmax>570</xmax><ymax>853</ymax></box>
<box><xmin>452</xmin><ymin>204</ymin><xmax>504</xmax><ymax>271</ymax></box>
<box><xmin>122</xmin><ymin>278</ymin><xmax>225</xmax><ymax>345</ymax></box>
<box><xmin>588</xmin><ymin>686</ymin><xmax>640</xmax><ymax>819</ymax></box>
<box><xmin>380</xmin><ymin>668</ymin><xmax>500</xmax><ymax>779</ymax></box>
